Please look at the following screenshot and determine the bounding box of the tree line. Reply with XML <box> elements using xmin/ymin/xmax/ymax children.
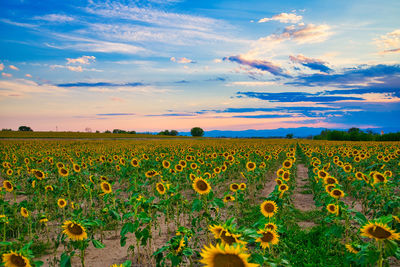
<box><xmin>313</xmin><ymin>128</ymin><xmax>400</xmax><ymax>141</ymax></box>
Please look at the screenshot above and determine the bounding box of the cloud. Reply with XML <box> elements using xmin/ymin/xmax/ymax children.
<box><xmin>0</xmin><ymin>79</ymin><xmax>66</xmax><ymax>98</ymax></box>
<box><xmin>110</xmin><ymin>97</ymin><xmax>125</xmax><ymax>102</ymax></box>
<box><xmin>289</xmin><ymin>64</ymin><xmax>400</xmax><ymax>87</ymax></box>
<box><xmin>379</xmin><ymin>48</ymin><xmax>400</xmax><ymax>54</ymax></box>
<box><xmin>2</xmin><ymin>73</ymin><xmax>12</xmax><ymax>78</ymax></box>
<box><xmin>0</xmin><ymin>18</ymin><xmax>36</xmax><ymax>29</ymax></box>
<box><xmin>289</xmin><ymin>54</ymin><xmax>333</xmax><ymax>73</ymax></box>
<box><xmin>0</xmin><ymin>63</ymin><xmax>4</xmax><ymax>71</ymax></box>
<box><xmin>258</xmin><ymin>12</ymin><xmax>302</xmax><ymax>23</ymax></box>
<box><xmin>33</xmin><ymin>14</ymin><xmax>74</xmax><ymax>22</ymax></box>
<box><xmin>96</xmin><ymin>113</ymin><xmax>135</xmax><ymax>116</ymax></box>
<box><xmin>170</xmin><ymin>57</ymin><xmax>195</xmax><ymax>63</ymax></box>
<box><xmin>375</xmin><ymin>29</ymin><xmax>400</xmax><ymax>51</ymax></box>
<box><xmin>25</xmin><ymin>74</ymin><xmax>32</xmax><ymax>78</ymax></box>
<box><xmin>226</xmin><ymin>81</ymin><xmax>276</xmax><ymax>86</ymax></box>
<box><xmin>57</xmin><ymin>82</ymin><xmax>145</xmax><ymax>87</ymax></box>
<box><xmin>263</xmin><ymin>23</ymin><xmax>332</xmax><ymax>44</ymax></box>
<box><xmin>237</xmin><ymin>91</ymin><xmax>363</xmax><ymax>103</ymax></box>
<box><xmin>223</xmin><ymin>55</ymin><xmax>290</xmax><ymax>77</ymax></box>
<box><xmin>66</xmin><ymin>56</ymin><xmax>96</xmax><ymax>65</ymax></box>
<box><xmin>67</xmin><ymin>66</ymin><xmax>83</xmax><ymax>72</ymax></box>
<box><xmin>9</xmin><ymin>65</ymin><xmax>19</xmax><ymax>71</ymax></box>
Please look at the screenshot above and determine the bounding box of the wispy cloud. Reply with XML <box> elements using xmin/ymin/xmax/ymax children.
<box><xmin>96</xmin><ymin>113</ymin><xmax>135</xmax><ymax>116</ymax></box>
<box><xmin>170</xmin><ymin>57</ymin><xmax>195</xmax><ymax>63</ymax></box>
<box><xmin>32</xmin><ymin>14</ymin><xmax>74</xmax><ymax>23</ymax></box>
<box><xmin>57</xmin><ymin>82</ymin><xmax>145</xmax><ymax>87</ymax></box>
<box><xmin>0</xmin><ymin>18</ymin><xmax>37</xmax><ymax>29</ymax></box>
<box><xmin>9</xmin><ymin>65</ymin><xmax>19</xmax><ymax>71</ymax></box>
<box><xmin>266</xmin><ymin>23</ymin><xmax>332</xmax><ymax>44</ymax></box>
<box><xmin>375</xmin><ymin>29</ymin><xmax>400</xmax><ymax>52</ymax></box>
<box><xmin>0</xmin><ymin>79</ymin><xmax>67</xmax><ymax>98</ymax></box>
<box><xmin>258</xmin><ymin>12</ymin><xmax>302</xmax><ymax>23</ymax></box>
<box><xmin>66</xmin><ymin>56</ymin><xmax>95</xmax><ymax>65</ymax></box>
<box><xmin>226</xmin><ymin>81</ymin><xmax>276</xmax><ymax>86</ymax></box>
<box><xmin>0</xmin><ymin>63</ymin><xmax>4</xmax><ymax>71</ymax></box>
<box><xmin>2</xmin><ymin>73</ymin><xmax>12</xmax><ymax>78</ymax></box>
<box><xmin>289</xmin><ymin>54</ymin><xmax>333</xmax><ymax>73</ymax></box>
<box><xmin>223</xmin><ymin>55</ymin><xmax>290</xmax><ymax>78</ymax></box>
<box><xmin>25</xmin><ymin>74</ymin><xmax>32</xmax><ymax>78</ymax></box>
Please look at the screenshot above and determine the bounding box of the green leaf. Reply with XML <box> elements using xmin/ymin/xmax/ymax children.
<box><xmin>122</xmin><ymin>260</ymin><xmax>132</xmax><ymax>267</ymax></box>
<box><xmin>120</xmin><ymin>236</ymin><xmax>127</xmax><ymax>247</ymax></box>
<box><xmin>121</xmin><ymin>222</ymin><xmax>134</xmax><ymax>237</ymax></box>
<box><xmin>92</xmin><ymin>239</ymin><xmax>105</xmax><ymax>249</ymax></box>
<box><xmin>353</xmin><ymin>212</ymin><xmax>367</xmax><ymax>225</ymax></box>
<box><xmin>60</xmin><ymin>253</ymin><xmax>71</xmax><ymax>267</ymax></box>
<box><xmin>191</xmin><ymin>199</ymin><xmax>202</xmax><ymax>212</ymax></box>
<box><xmin>109</xmin><ymin>209</ymin><xmax>121</xmax><ymax>221</ymax></box>
<box><xmin>33</xmin><ymin>261</ymin><xmax>44</xmax><ymax>267</ymax></box>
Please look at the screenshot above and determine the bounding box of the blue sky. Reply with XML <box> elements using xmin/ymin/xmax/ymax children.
<box><xmin>0</xmin><ymin>0</ymin><xmax>399</xmax><ymax>133</ymax></box>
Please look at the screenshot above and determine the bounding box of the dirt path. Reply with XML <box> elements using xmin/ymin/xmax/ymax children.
<box><xmin>293</xmin><ymin>164</ymin><xmax>315</xmax><ymax>212</ymax></box>
<box><xmin>292</xmin><ymin>163</ymin><xmax>317</xmax><ymax>229</ymax></box>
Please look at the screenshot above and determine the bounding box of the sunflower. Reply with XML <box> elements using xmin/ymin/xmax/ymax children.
<box><xmin>260</xmin><ymin>200</ymin><xmax>278</xmax><ymax>218</ymax></box>
<box><xmin>130</xmin><ymin>158</ymin><xmax>139</xmax><ymax>167</ymax></box>
<box><xmin>246</xmin><ymin>162</ymin><xmax>256</xmax><ymax>171</ymax></box>
<box><xmin>73</xmin><ymin>164</ymin><xmax>81</xmax><ymax>173</ymax></box>
<box><xmin>324</xmin><ymin>176</ymin><xmax>338</xmax><ymax>185</ymax></box>
<box><xmin>6</xmin><ymin>169</ymin><xmax>13</xmax><ymax>176</ymax></box>
<box><xmin>58</xmin><ymin>167</ymin><xmax>69</xmax><ymax>177</ymax></box>
<box><xmin>145</xmin><ymin>170</ymin><xmax>158</xmax><ymax>177</ymax></box>
<box><xmin>192</xmin><ymin>177</ymin><xmax>211</xmax><ymax>195</ymax></box>
<box><xmin>214</xmin><ymin>167</ymin><xmax>221</xmax><ymax>174</ymax></box>
<box><xmin>57</xmin><ymin>198</ymin><xmax>67</xmax><ymax>209</ymax></box>
<box><xmin>45</xmin><ymin>185</ymin><xmax>54</xmax><ymax>191</ymax></box>
<box><xmin>318</xmin><ymin>170</ymin><xmax>328</xmax><ymax>179</ymax></box>
<box><xmin>100</xmin><ymin>181</ymin><xmax>112</xmax><ymax>194</ymax></box>
<box><xmin>20</xmin><ymin>207</ymin><xmax>29</xmax><ymax>218</ymax></box>
<box><xmin>360</xmin><ymin>221</ymin><xmax>400</xmax><ymax>241</ymax></box>
<box><xmin>276</xmin><ymin>168</ymin><xmax>284</xmax><ymax>177</ymax></box>
<box><xmin>62</xmin><ymin>220</ymin><xmax>88</xmax><ymax>241</ymax></box>
<box><xmin>230</xmin><ymin>183</ymin><xmax>239</xmax><ymax>192</ymax></box>
<box><xmin>219</xmin><ymin>230</ymin><xmax>245</xmax><ymax>246</ymax></box>
<box><xmin>326</xmin><ymin>204</ymin><xmax>338</xmax><ymax>214</ymax></box>
<box><xmin>162</xmin><ymin>160</ymin><xmax>170</xmax><ymax>169</ymax></box>
<box><xmin>2</xmin><ymin>251</ymin><xmax>32</xmax><ymax>267</ymax></box>
<box><xmin>372</xmin><ymin>172</ymin><xmax>387</xmax><ymax>184</ymax></box>
<box><xmin>189</xmin><ymin>173</ymin><xmax>196</xmax><ymax>181</ymax></box>
<box><xmin>239</xmin><ymin>183</ymin><xmax>246</xmax><ymax>190</ymax></box>
<box><xmin>3</xmin><ymin>180</ymin><xmax>13</xmax><ymax>192</ymax></box>
<box><xmin>175</xmin><ymin>164</ymin><xmax>183</xmax><ymax>172</ymax></box>
<box><xmin>275</xmin><ymin>178</ymin><xmax>283</xmax><ymax>186</ymax></box>
<box><xmin>34</xmin><ymin>170</ymin><xmax>45</xmax><ymax>180</ymax></box>
<box><xmin>282</xmin><ymin>171</ymin><xmax>290</xmax><ymax>181</ymax></box>
<box><xmin>223</xmin><ymin>195</ymin><xmax>235</xmax><ymax>202</ymax></box>
<box><xmin>343</xmin><ymin>164</ymin><xmax>352</xmax><ymax>173</ymax></box>
<box><xmin>282</xmin><ymin>159</ymin><xmax>292</xmax><ymax>169</ymax></box>
<box><xmin>200</xmin><ymin>243</ymin><xmax>258</xmax><ymax>267</ymax></box>
<box><xmin>278</xmin><ymin>184</ymin><xmax>288</xmax><ymax>192</ymax></box>
<box><xmin>204</xmin><ymin>172</ymin><xmax>212</xmax><ymax>179</ymax></box>
<box><xmin>191</xmin><ymin>163</ymin><xmax>198</xmax><ymax>170</ymax></box>
<box><xmin>329</xmin><ymin>189</ymin><xmax>344</xmax><ymax>199</ymax></box>
<box><xmin>256</xmin><ymin>229</ymin><xmax>279</xmax><ymax>249</ymax></box>
<box><xmin>355</xmin><ymin>172</ymin><xmax>364</xmax><ymax>180</ymax></box>
<box><xmin>345</xmin><ymin>244</ymin><xmax>359</xmax><ymax>254</ymax></box>
<box><xmin>156</xmin><ymin>182</ymin><xmax>166</xmax><ymax>195</ymax></box>
<box><xmin>174</xmin><ymin>237</ymin><xmax>185</xmax><ymax>254</ymax></box>
<box><xmin>209</xmin><ymin>224</ymin><xmax>225</xmax><ymax>239</ymax></box>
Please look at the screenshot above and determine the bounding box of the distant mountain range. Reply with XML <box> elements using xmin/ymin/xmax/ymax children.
<box><xmin>178</xmin><ymin>127</ymin><xmax>397</xmax><ymax>138</ymax></box>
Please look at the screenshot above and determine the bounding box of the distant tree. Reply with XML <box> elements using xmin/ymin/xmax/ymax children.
<box><xmin>348</xmin><ymin>127</ymin><xmax>361</xmax><ymax>133</ymax></box>
<box><xmin>191</xmin><ymin>127</ymin><xmax>204</xmax><ymax>137</ymax></box>
<box><xmin>128</xmin><ymin>131</ymin><xmax>136</xmax><ymax>134</ymax></box>
<box><xmin>95</xmin><ymin>130</ymin><xmax>100</xmax><ymax>133</ymax></box>
<box><xmin>1</xmin><ymin>129</ymin><xmax>12</xmax><ymax>131</ymax></box>
<box><xmin>104</xmin><ymin>130</ymin><xmax>111</xmax><ymax>133</ymax></box>
<box><xmin>170</xmin><ymin>130</ymin><xmax>178</xmax><ymax>136</ymax></box>
<box><xmin>18</xmin><ymin>126</ymin><xmax>33</xmax><ymax>131</ymax></box>
<box><xmin>113</xmin><ymin>129</ymin><xmax>127</xmax><ymax>134</ymax></box>
<box><xmin>286</xmin><ymin>133</ymin><xmax>294</xmax><ymax>139</ymax></box>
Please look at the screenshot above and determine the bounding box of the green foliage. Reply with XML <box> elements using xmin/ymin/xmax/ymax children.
<box><xmin>190</xmin><ymin>127</ymin><xmax>204</xmax><ymax>137</ymax></box>
<box><xmin>313</xmin><ymin>128</ymin><xmax>400</xmax><ymax>141</ymax></box>
<box><xmin>18</xmin><ymin>125</ymin><xmax>33</xmax><ymax>131</ymax></box>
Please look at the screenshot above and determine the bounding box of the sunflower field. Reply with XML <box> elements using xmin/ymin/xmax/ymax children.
<box><xmin>0</xmin><ymin>139</ymin><xmax>399</xmax><ymax>267</ymax></box>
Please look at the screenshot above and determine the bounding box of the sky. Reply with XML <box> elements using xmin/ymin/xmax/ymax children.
<box><xmin>0</xmin><ymin>0</ymin><xmax>399</xmax><ymax>133</ymax></box>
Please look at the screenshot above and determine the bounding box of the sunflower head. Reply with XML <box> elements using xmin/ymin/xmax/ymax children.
<box><xmin>329</xmin><ymin>189</ymin><xmax>344</xmax><ymax>199</ymax></box>
<box><xmin>260</xmin><ymin>200</ymin><xmax>278</xmax><ymax>218</ymax></box>
<box><xmin>239</xmin><ymin>183</ymin><xmax>246</xmax><ymax>190</ymax></box>
<box><xmin>230</xmin><ymin>183</ymin><xmax>239</xmax><ymax>192</ymax></box>
<box><xmin>326</xmin><ymin>204</ymin><xmax>338</xmax><ymax>214</ymax></box>
<box><xmin>2</xmin><ymin>251</ymin><xmax>32</xmax><ymax>267</ymax></box>
<box><xmin>192</xmin><ymin>177</ymin><xmax>211</xmax><ymax>195</ymax></box>
<box><xmin>209</xmin><ymin>224</ymin><xmax>225</xmax><ymax>239</ymax></box>
<box><xmin>200</xmin><ymin>243</ymin><xmax>258</xmax><ymax>267</ymax></box>
<box><xmin>246</xmin><ymin>162</ymin><xmax>256</xmax><ymax>171</ymax></box>
<box><xmin>100</xmin><ymin>181</ymin><xmax>112</xmax><ymax>194</ymax></box>
<box><xmin>264</xmin><ymin>222</ymin><xmax>277</xmax><ymax>231</ymax></box>
<box><xmin>360</xmin><ymin>221</ymin><xmax>400</xmax><ymax>241</ymax></box>
<box><xmin>57</xmin><ymin>198</ymin><xmax>67</xmax><ymax>209</ymax></box>
<box><xmin>3</xmin><ymin>180</ymin><xmax>13</xmax><ymax>192</ymax></box>
<box><xmin>345</xmin><ymin>244</ymin><xmax>359</xmax><ymax>254</ymax></box>
<box><xmin>62</xmin><ymin>220</ymin><xmax>88</xmax><ymax>241</ymax></box>
<box><xmin>156</xmin><ymin>182</ymin><xmax>166</xmax><ymax>195</ymax></box>
<box><xmin>256</xmin><ymin>229</ymin><xmax>279</xmax><ymax>249</ymax></box>
<box><xmin>20</xmin><ymin>207</ymin><xmax>29</xmax><ymax>218</ymax></box>
<box><xmin>223</xmin><ymin>195</ymin><xmax>235</xmax><ymax>203</ymax></box>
